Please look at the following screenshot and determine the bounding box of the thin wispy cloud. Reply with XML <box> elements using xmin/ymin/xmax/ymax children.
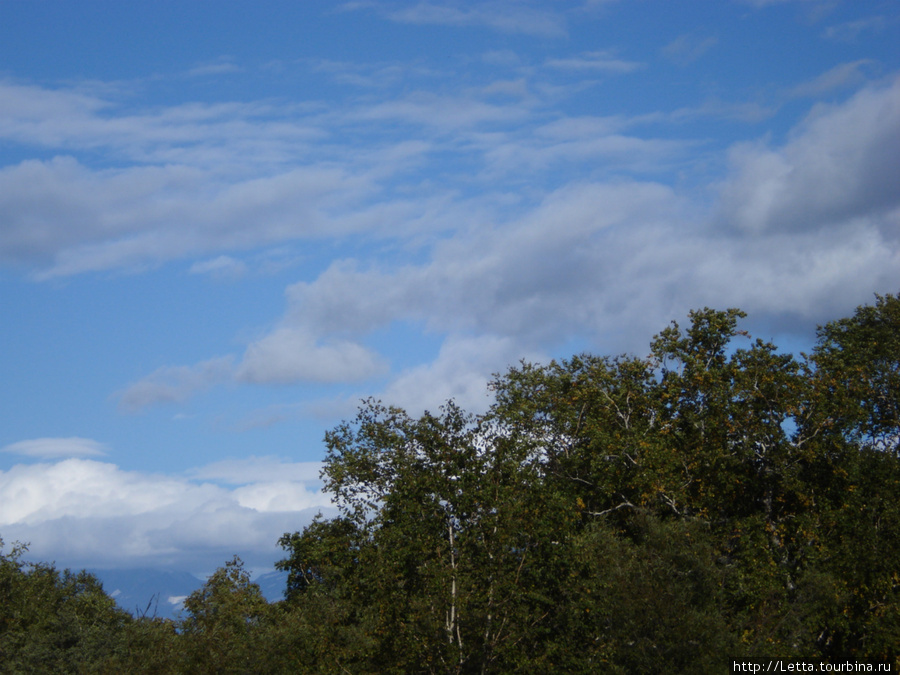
<box><xmin>387</xmin><ymin>2</ymin><xmax>568</xmax><ymax>38</ymax></box>
<box><xmin>189</xmin><ymin>255</ymin><xmax>248</xmax><ymax>279</ymax></box>
<box><xmin>2</xmin><ymin>437</ymin><xmax>108</xmax><ymax>459</ymax></box>
<box><xmin>822</xmin><ymin>16</ymin><xmax>886</xmax><ymax>42</ymax></box>
<box><xmin>545</xmin><ymin>51</ymin><xmax>643</xmax><ymax>74</ymax></box>
<box><xmin>187</xmin><ymin>57</ymin><xmax>243</xmax><ymax>78</ymax></box>
<box><xmin>662</xmin><ymin>33</ymin><xmax>718</xmax><ymax>66</ymax></box>
<box><xmin>788</xmin><ymin>60</ymin><xmax>876</xmax><ymax>98</ymax></box>
<box><xmin>737</xmin><ymin>0</ymin><xmax>820</xmax><ymax>7</ymax></box>
<box><xmin>117</xmin><ymin>357</ymin><xmax>235</xmax><ymax>412</ymax></box>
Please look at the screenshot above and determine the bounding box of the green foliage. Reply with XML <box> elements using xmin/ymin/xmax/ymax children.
<box><xmin>0</xmin><ymin>539</ymin><xmax>132</xmax><ymax>674</ymax></box>
<box><xmin>807</xmin><ymin>292</ymin><xmax>900</xmax><ymax>454</ymax></box>
<box><xmin>550</xmin><ymin>514</ymin><xmax>737</xmax><ymax>674</ymax></box>
<box><xmin>4</xmin><ymin>294</ymin><xmax>899</xmax><ymax>672</ymax></box>
<box><xmin>179</xmin><ymin>556</ymin><xmax>271</xmax><ymax>674</ymax></box>
<box><xmin>274</xmin><ymin>295</ymin><xmax>900</xmax><ymax>671</ymax></box>
<box><xmin>278</xmin><ymin>400</ymin><xmax>578</xmax><ymax>672</ymax></box>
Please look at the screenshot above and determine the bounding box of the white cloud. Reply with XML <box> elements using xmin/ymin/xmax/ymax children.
<box><xmin>534</xmin><ymin>115</ymin><xmax>637</xmax><ymax>139</ymax></box>
<box><xmin>121</xmin><ymin>178</ymin><xmax>693</xmax><ymax>411</ymax></box>
<box><xmin>249</xmin><ymin>93</ymin><xmax>899</xmax><ymax>402</ymax></box>
<box><xmin>0</xmin><ymin>159</ymin><xmax>380</xmax><ymax>278</ymax></box>
<box><xmin>115</xmin><ymin>68</ymin><xmax>900</xmax><ymax>413</ymax></box>
<box><xmin>0</xmin><ymin>72</ymin><xmax>681</xmax><ymax>281</ymax></box>
<box><xmin>0</xmin><ymin>458</ymin><xmax>333</xmax><ymax>571</ymax></box>
<box><xmin>236</xmin><ymin>327</ymin><xmax>388</xmax><ymax>384</ymax></box>
<box><xmin>381</xmin><ymin>334</ymin><xmax>542</xmax><ymax>415</ymax></box>
<box><xmin>233</xmin><ymin>482</ymin><xmax>325</xmax><ymax>512</ymax></box>
<box><xmin>117</xmin><ymin>323</ymin><xmax>390</xmax><ymax>413</ymax></box>
<box><xmin>1</xmin><ymin>437</ymin><xmax>108</xmax><ymax>459</ymax></box>
<box><xmin>245</xmin><ymin>181</ymin><xmax>695</xmax><ymax>400</ymax></box>
<box><xmin>718</xmin><ymin>77</ymin><xmax>900</xmax><ymax>234</ymax></box>
<box><xmin>8</xmin><ymin>65</ymin><xmax>897</xmax><ymax>423</ymax></box>
<box><xmin>286</xmin><ymin>180</ymin><xmax>686</xmax><ymax>345</ymax></box>
<box><xmin>1</xmin><ymin>78</ymin><xmax>539</xmax><ymax>277</ymax></box>
<box><xmin>310</xmin><ymin>58</ymin><xmax>441</xmax><ymax>89</ymax></box>
<box><xmin>0</xmin><ymin>81</ymin><xmax>322</xmax><ymax>167</ymax></box>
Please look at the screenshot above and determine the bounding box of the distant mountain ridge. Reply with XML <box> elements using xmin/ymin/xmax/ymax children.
<box><xmin>88</xmin><ymin>567</ymin><xmax>289</xmax><ymax>621</ymax></box>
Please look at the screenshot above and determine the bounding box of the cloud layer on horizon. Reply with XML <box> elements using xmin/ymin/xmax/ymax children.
<box><xmin>0</xmin><ymin>453</ymin><xmax>332</xmax><ymax>573</ymax></box>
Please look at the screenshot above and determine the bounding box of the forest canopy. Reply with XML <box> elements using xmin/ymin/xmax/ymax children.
<box><xmin>2</xmin><ymin>294</ymin><xmax>899</xmax><ymax>673</ymax></box>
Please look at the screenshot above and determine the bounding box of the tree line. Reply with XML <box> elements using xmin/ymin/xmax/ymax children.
<box><xmin>2</xmin><ymin>294</ymin><xmax>898</xmax><ymax>673</ymax></box>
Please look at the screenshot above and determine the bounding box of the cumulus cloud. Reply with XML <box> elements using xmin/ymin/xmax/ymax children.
<box><xmin>237</xmin><ymin>181</ymin><xmax>696</xmax><ymax>406</ymax></box>
<box><xmin>283</xmin><ymin>180</ymin><xmax>685</xmax><ymax>346</ymax></box>
<box><xmin>1</xmin><ymin>437</ymin><xmax>108</xmax><ymax>459</ymax></box>
<box><xmin>0</xmin><ymin>457</ymin><xmax>333</xmax><ymax>571</ymax></box>
<box><xmin>232</xmin><ymin>482</ymin><xmax>325</xmax><ymax>513</ymax></box>
<box><xmin>718</xmin><ymin>77</ymin><xmax>900</xmax><ymax>235</ymax></box>
<box><xmin>381</xmin><ymin>334</ymin><xmax>541</xmax><ymax>415</ymax></box>
<box><xmin>236</xmin><ymin>327</ymin><xmax>388</xmax><ymax>384</ymax></box>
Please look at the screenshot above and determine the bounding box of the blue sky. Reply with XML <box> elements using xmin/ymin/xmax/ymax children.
<box><xmin>1</xmin><ymin>0</ymin><xmax>898</xmax><ymax>575</ymax></box>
